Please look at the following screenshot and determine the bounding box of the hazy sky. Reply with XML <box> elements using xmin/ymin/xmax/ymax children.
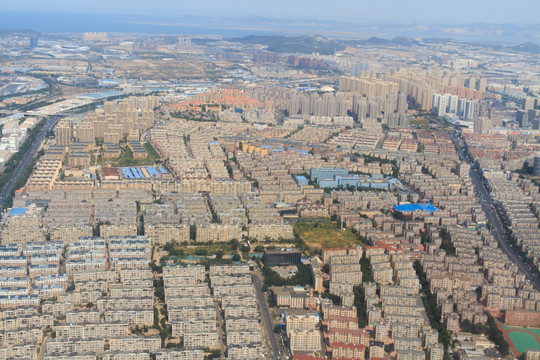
<box><xmin>2</xmin><ymin>0</ymin><xmax>540</xmax><ymax>24</ymax></box>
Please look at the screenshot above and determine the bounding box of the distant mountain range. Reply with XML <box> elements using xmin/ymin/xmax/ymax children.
<box><xmin>231</xmin><ymin>34</ymin><xmax>540</xmax><ymax>56</ymax></box>
<box><xmin>511</xmin><ymin>42</ymin><xmax>540</xmax><ymax>54</ymax></box>
<box><xmin>231</xmin><ymin>35</ymin><xmax>346</xmax><ymax>55</ymax></box>
<box><xmin>0</xmin><ymin>12</ymin><xmax>538</xmax><ymax>46</ymax></box>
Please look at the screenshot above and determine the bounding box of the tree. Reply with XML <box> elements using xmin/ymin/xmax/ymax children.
<box><xmin>353</xmin><ymin>285</ymin><xmax>367</xmax><ymax>328</ymax></box>
<box><xmin>321</xmin><ymin>292</ymin><xmax>341</xmax><ymax>305</ymax></box>
<box><xmin>154</xmin><ymin>286</ymin><xmax>165</xmax><ymax>302</ymax></box>
<box><xmin>195</xmin><ymin>248</ymin><xmax>208</xmax><ymax>256</ymax></box>
<box><xmin>273</xmin><ymin>325</ymin><xmax>282</xmax><ymax>334</ymax></box>
<box><xmin>215</xmin><ymin>250</ymin><xmax>224</xmax><ymax>260</ymax></box>
<box><xmin>486</xmin><ymin>313</ymin><xmax>509</xmax><ymax>356</ymax></box>
<box><xmin>472</xmin><ymin>322</ymin><xmax>486</xmax><ymax>334</ymax></box>
<box><xmin>232</xmin><ymin>253</ymin><xmax>241</xmax><ymax>262</ymax></box>
<box><xmin>461</xmin><ymin>319</ymin><xmax>472</xmax><ymax>333</ymax></box>
<box><xmin>229</xmin><ymin>238</ymin><xmax>240</xmax><ymax>250</ymax></box>
<box><xmin>322</xmin><ymin>263</ymin><xmax>330</xmax><ymax>273</ymax></box>
<box><xmin>150</xmin><ymin>261</ymin><xmax>163</xmax><ymax>273</ymax></box>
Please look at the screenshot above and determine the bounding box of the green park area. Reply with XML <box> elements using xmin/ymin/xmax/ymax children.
<box><xmin>410</xmin><ymin>116</ymin><xmax>430</xmax><ymax>126</ymax></box>
<box><xmin>503</xmin><ymin>325</ymin><xmax>540</xmax><ymax>354</ymax></box>
<box><xmin>163</xmin><ymin>240</ymin><xmax>239</xmax><ymax>258</ymax></box>
<box><xmin>111</xmin><ymin>144</ymin><xmax>154</xmax><ymax>167</ymax></box>
<box><xmin>143</xmin><ymin>142</ymin><xmax>161</xmax><ymax>160</ymax></box>
<box><xmin>293</xmin><ymin>220</ymin><xmax>366</xmax><ymax>249</ymax></box>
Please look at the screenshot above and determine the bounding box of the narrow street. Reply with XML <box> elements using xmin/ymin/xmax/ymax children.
<box><xmin>252</xmin><ymin>271</ymin><xmax>283</xmax><ymax>360</ymax></box>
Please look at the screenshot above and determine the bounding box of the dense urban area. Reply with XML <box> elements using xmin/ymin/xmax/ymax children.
<box><xmin>0</xmin><ymin>28</ymin><xmax>539</xmax><ymax>360</ymax></box>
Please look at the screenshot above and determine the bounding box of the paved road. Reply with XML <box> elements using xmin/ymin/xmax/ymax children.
<box><xmin>0</xmin><ymin>116</ymin><xmax>60</xmax><ymax>209</ymax></box>
<box><xmin>452</xmin><ymin>133</ymin><xmax>540</xmax><ymax>290</ymax></box>
<box><xmin>38</xmin><ymin>334</ymin><xmax>50</xmax><ymax>360</ymax></box>
<box><xmin>252</xmin><ymin>272</ymin><xmax>283</xmax><ymax>360</ymax></box>
<box><xmin>214</xmin><ymin>301</ymin><xmax>227</xmax><ymax>359</ymax></box>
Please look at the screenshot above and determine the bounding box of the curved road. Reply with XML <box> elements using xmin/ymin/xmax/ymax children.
<box><xmin>0</xmin><ymin>116</ymin><xmax>60</xmax><ymax>209</ymax></box>
<box><xmin>452</xmin><ymin>133</ymin><xmax>540</xmax><ymax>290</ymax></box>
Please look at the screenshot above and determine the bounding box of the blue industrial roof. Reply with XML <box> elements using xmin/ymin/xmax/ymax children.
<box><xmin>146</xmin><ymin>167</ymin><xmax>158</xmax><ymax>177</ymax></box>
<box><xmin>394</xmin><ymin>203</ymin><xmax>439</xmax><ymax>214</ymax></box>
<box><xmin>295</xmin><ymin>175</ymin><xmax>308</xmax><ymax>181</ymax></box>
<box><xmin>9</xmin><ymin>208</ymin><xmax>27</xmax><ymax>216</ymax></box>
<box><xmin>159</xmin><ymin>167</ymin><xmax>168</xmax><ymax>174</ymax></box>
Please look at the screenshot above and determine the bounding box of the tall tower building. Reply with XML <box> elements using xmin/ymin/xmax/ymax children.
<box><xmin>448</xmin><ymin>95</ymin><xmax>459</xmax><ymax>114</ymax></box>
<box><xmin>468</xmin><ymin>77</ymin><xmax>476</xmax><ymax>90</ymax></box>
<box><xmin>517</xmin><ymin>110</ymin><xmax>529</xmax><ymax>128</ymax></box>
<box><xmin>54</xmin><ymin>120</ymin><xmax>73</xmax><ymax>146</ymax></box>
<box><xmin>458</xmin><ymin>99</ymin><xmax>476</xmax><ymax>120</ymax></box>
<box><xmin>351</xmin><ymin>63</ymin><xmax>369</xmax><ymax>77</ymax></box>
<box><xmin>397</xmin><ymin>92</ymin><xmax>408</xmax><ymax>115</ymax></box>
<box><xmin>524</xmin><ymin>97</ymin><xmax>536</xmax><ymax>110</ymax></box>
<box><xmin>177</xmin><ymin>36</ymin><xmax>192</xmax><ymax>50</ymax></box>
<box><xmin>399</xmin><ymin>114</ymin><xmax>410</xmax><ymax>128</ymax></box>
<box><xmin>76</xmin><ymin>123</ymin><xmax>94</xmax><ymax>142</ymax></box>
<box><xmin>474</xmin><ymin>117</ymin><xmax>491</xmax><ymax>134</ymax></box>
<box><xmin>478</xmin><ymin>78</ymin><xmax>487</xmax><ymax>92</ymax></box>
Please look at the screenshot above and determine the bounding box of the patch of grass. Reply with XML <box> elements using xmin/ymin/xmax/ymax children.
<box><xmin>172</xmin><ymin>242</ymin><xmax>234</xmax><ymax>257</ymax></box>
<box><xmin>144</xmin><ymin>142</ymin><xmax>160</xmax><ymax>160</ymax></box>
<box><xmin>293</xmin><ymin>220</ymin><xmax>365</xmax><ymax>249</ymax></box>
<box><xmin>411</xmin><ymin>117</ymin><xmax>430</xmax><ymax>126</ymax></box>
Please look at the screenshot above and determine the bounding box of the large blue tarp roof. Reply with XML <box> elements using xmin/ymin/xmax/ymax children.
<box><xmin>394</xmin><ymin>203</ymin><xmax>439</xmax><ymax>213</ymax></box>
<box><xmin>9</xmin><ymin>208</ymin><xmax>27</xmax><ymax>216</ymax></box>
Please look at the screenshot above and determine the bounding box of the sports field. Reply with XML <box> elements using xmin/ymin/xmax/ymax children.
<box><xmin>502</xmin><ymin>325</ymin><xmax>540</xmax><ymax>355</ymax></box>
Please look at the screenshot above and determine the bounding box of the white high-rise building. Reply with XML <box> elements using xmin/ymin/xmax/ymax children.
<box><xmin>448</xmin><ymin>95</ymin><xmax>459</xmax><ymax>114</ymax></box>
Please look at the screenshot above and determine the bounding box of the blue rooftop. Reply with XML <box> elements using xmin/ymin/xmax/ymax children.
<box><xmin>9</xmin><ymin>208</ymin><xmax>27</xmax><ymax>216</ymax></box>
<box><xmin>394</xmin><ymin>203</ymin><xmax>439</xmax><ymax>214</ymax></box>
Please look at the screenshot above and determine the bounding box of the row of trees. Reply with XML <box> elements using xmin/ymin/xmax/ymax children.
<box><xmin>415</xmin><ymin>260</ymin><xmax>510</xmax><ymax>357</ymax></box>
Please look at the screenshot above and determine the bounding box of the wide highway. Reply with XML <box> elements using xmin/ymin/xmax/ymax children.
<box><xmin>0</xmin><ymin>116</ymin><xmax>60</xmax><ymax>209</ymax></box>
<box><xmin>452</xmin><ymin>132</ymin><xmax>540</xmax><ymax>290</ymax></box>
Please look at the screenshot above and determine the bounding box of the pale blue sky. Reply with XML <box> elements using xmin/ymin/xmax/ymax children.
<box><xmin>1</xmin><ymin>0</ymin><xmax>539</xmax><ymax>24</ymax></box>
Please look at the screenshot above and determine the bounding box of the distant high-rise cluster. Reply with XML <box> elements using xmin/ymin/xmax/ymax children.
<box><xmin>55</xmin><ymin>96</ymin><xmax>159</xmax><ymax>145</ymax></box>
<box><xmin>252</xmin><ymin>50</ymin><xmax>280</xmax><ymax>64</ymax></box>
<box><xmin>83</xmin><ymin>32</ymin><xmax>108</xmax><ymax>41</ymax></box>
<box><xmin>177</xmin><ymin>36</ymin><xmax>192</xmax><ymax>50</ymax></box>
<box><xmin>432</xmin><ymin>93</ymin><xmax>476</xmax><ymax>120</ymax></box>
<box><xmin>286</xmin><ymin>55</ymin><xmax>326</xmax><ymax>69</ymax></box>
<box><xmin>350</xmin><ymin>63</ymin><xmax>370</xmax><ymax>77</ymax></box>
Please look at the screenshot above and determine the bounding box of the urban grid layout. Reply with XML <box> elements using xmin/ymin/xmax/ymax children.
<box><xmin>0</xmin><ymin>5</ymin><xmax>539</xmax><ymax>360</ymax></box>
